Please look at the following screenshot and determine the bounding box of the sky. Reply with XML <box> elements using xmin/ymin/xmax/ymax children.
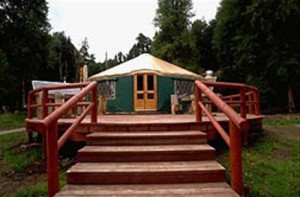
<box><xmin>48</xmin><ymin>0</ymin><xmax>221</xmax><ymax>62</ymax></box>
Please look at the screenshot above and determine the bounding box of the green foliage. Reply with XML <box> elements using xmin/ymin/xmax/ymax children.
<box><xmin>46</xmin><ymin>32</ymin><xmax>79</xmax><ymax>82</ymax></box>
<box><xmin>4</xmin><ymin>147</ymin><xmax>41</xmax><ymax>172</ymax></box>
<box><xmin>0</xmin><ymin>0</ymin><xmax>50</xmax><ymax>110</ymax></box>
<box><xmin>0</xmin><ymin>131</ymin><xmax>26</xmax><ymax>151</ymax></box>
<box><xmin>127</xmin><ymin>33</ymin><xmax>152</xmax><ymax>60</ymax></box>
<box><xmin>214</xmin><ymin>0</ymin><xmax>300</xmax><ymax>110</ymax></box>
<box><xmin>0</xmin><ymin>1</ymin><xmax>82</xmax><ymax>110</ymax></box>
<box><xmin>0</xmin><ymin>112</ymin><xmax>26</xmax><ymax>130</ymax></box>
<box><xmin>152</xmin><ymin>0</ymin><xmax>194</xmax><ymax>70</ymax></box>
<box><xmin>16</xmin><ymin>172</ymin><xmax>66</xmax><ymax>197</ymax></box>
<box><xmin>217</xmin><ymin>128</ymin><xmax>300</xmax><ymax>196</ymax></box>
<box><xmin>263</xmin><ymin>118</ymin><xmax>300</xmax><ymax>126</ymax></box>
<box><xmin>190</xmin><ymin>19</ymin><xmax>218</xmax><ymax>73</ymax></box>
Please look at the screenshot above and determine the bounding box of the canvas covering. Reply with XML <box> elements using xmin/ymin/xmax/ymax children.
<box><xmin>89</xmin><ymin>53</ymin><xmax>203</xmax><ymax>81</ymax></box>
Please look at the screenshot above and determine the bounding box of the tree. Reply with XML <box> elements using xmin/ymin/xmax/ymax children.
<box><xmin>79</xmin><ymin>37</ymin><xmax>90</xmax><ymax>61</ymax></box>
<box><xmin>127</xmin><ymin>33</ymin><xmax>152</xmax><ymax>60</ymax></box>
<box><xmin>214</xmin><ymin>0</ymin><xmax>300</xmax><ymax>110</ymax></box>
<box><xmin>0</xmin><ymin>50</ymin><xmax>16</xmax><ymax>112</ymax></box>
<box><xmin>151</xmin><ymin>0</ymin><xmax>194</xmax><ymax>69</ymax></box>
<box><xmin>46</xmin><ymin>32</ymin><xmax>79</xmax><ymax>82</ymax></box>
<box><xmin>190</xmin><ymin>19</ymin><xmax>218</xmax><ymax>73</ymax></box>
<box><xmin>0</xmin><ymin>0</ymin><xmax>50</xmax><ymax>110</ymax></box>
<box><xmin>114</xmin><ymin>52</ymin><xmax>126</xmax><ymax>63</ymax></box>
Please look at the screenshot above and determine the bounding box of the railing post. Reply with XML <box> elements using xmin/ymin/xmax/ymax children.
<box><xmin>46</xmin><ymin>122</ymin><xmax>59</xmax><ymax>197</ymax></box>
<box><xmin>27</xmin><ymin>93</ymin><xmax>33</xmax><ymax>119</ymax></box>
<box><xmin>195</xmin><ymin>83</ymin><xmax>202</xmax><ymax>122</ymax></box>
<box><xmin>42</xmin><ymin>90</ymin><xmax>49</xmax><ymax>158</ymax></box>
<box><xmin>240</xmin><ymin>87</ymin><xmax>246</xmax><ymax>119</ymax></box>
<box><xmin>248</xmin><ymin>92</ymin><xmax>254</xmax><ymax>114</ymax></box>
<box><xmin>27</xmin><ymin>93</ymin><xmax>34</xmax><ymax>143</ymax></box>
<box><xmin>254</xmin><ymin>90</ymin><xmax>260</xmax><ymax>115</ymax></box>
<box><xmin>42</xmin><ymin>89</ymin><xmax>48</xmax><ymax>118</ymax></box>
<box><xmin>91</xmin><ymin>85</ymin><xmax>98</xmax><ymax>123</ymax></box>
<box><xmin>229</xmin><ymin>121</ymin><xmax>243</xmax><ymax>196</ymax></box>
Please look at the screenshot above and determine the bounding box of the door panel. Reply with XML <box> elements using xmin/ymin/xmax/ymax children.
<box><xmin>134</xmin><ymin>74</ymin><xmax>157</xmax><ymax>111</ymax></box>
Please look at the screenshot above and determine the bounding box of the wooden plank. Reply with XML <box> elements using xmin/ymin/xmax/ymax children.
<box><xmin>55</xmin><ymin>183</ymin><xmax>239</xmax><ymax>197</ymax></box>
<box><xmin>67</xmin><ymin>161</ymin><xmax>226</xmax><ymax>184</ymax></box>
<box><xmin>77</xmin><ymin>144</ymin><xmax>215</xmax><ymax>162</ymax></box>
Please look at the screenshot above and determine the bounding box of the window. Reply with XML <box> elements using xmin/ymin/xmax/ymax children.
<box><xmin>98</xmin><ymin>80</ymin><xmax>116</xmax><ymax>100</ymax></box>
<box><xmin>174</xmin><ymin>80</ymin><xmax>194</xmax><ymax>98</ymax></box>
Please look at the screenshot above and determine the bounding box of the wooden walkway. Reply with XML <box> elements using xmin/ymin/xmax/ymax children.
<box><xmin>55</xmin><ymin>118</ymin><xmax>240</xmax><ymax>197</ymax></box>
<box><xmin>57</xmin><ymin>113</ymin><xmax>263</xmax><ymax>142</ymax></box>
<box><xmin>59</xmin><ymin>113</ymin><xmax>261</xmax><ymax>124</ymax></box>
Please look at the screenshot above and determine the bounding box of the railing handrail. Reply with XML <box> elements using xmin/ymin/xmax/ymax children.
<box><xmin>26</xmin><ymin>81</ymin><xmax>98</xmax><ymax>197</ymax></box>
<box><xmin>195</xmin><ymin>80</ymin><xmax>253</xmax><ymax>196</ymax></box>
<box><xmin>29</xmin><ymin>82</ymin><xmax>91</xmax><ymax>96</ymax></box>
<box><xmin>43</xmin><ymin>82</ymin><xmax>97</xmax><ymax>126</ymax></box>
<box><xmin>203</xmin><ymin>81</ymin><xmax>258</xmax><ymax>92</ymax></box>
<box><xmin>222</xmin><ymin>91</ymin><xmax>255</xmax><ymax>100</ymax></box>
<box><xmin>202</xmin><ymin>81</ymin><xmax>260</xmax><ymax>116</ymax></box>
<box><xmin>195</xmin><ymin>81</ymin><xmax>248</xmax><ymax>131</ymax></box>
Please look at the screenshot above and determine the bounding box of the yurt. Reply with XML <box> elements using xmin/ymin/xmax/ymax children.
<box><xmin>89</xmin><ymin>53</ymin><xmax>203</xmax><ymax>113</ymax></box>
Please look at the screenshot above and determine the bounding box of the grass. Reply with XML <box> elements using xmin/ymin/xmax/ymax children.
<box><xmin>0</xmin><ymin>112</ymin><xmax>27</xmax><ymax>130</ymax></box>
<box><xmin>16</xmin><ymin>173</ymin><xmax>66</xmax><ymax>197</ymax></box>
<box><xmin>0</xmin><ymin>131</ymin><xmax>69</xmax><ymax>197</ymax></box>
<box><xmin>1</xmin><ymin>113</ymin><xmax>299</xmax><ymax>196</ymax></box>
<box><xmin>217</xmin><ymin>116</ymin><xmax>300</xmax><ymax>196</ymax></box>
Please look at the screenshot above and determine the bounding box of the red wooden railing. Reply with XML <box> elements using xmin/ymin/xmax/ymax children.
<box><xmin>26</xmin><ymin>81</ymin><xmax>98</xmax><ymax>197</ymax></box>
<box><xmin>195</xmin><ymin>80</ymin><xmax>260</xmax><ymax>196</ymax></box>
<box><xmin>203</xmin><ymin>81</ymin><xmax>260</xmax><ymax>117</ymax></box>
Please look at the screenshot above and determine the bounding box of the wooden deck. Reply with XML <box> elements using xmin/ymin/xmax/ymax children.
<box><xmin>57</xmin><ymin>113</ymin><xmax>263</xmax><ymax>142</ymax></box>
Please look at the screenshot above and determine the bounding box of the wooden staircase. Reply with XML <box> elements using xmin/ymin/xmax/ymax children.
<box><xmin>55</xmin><ymin>129</ymin><xmax>239</xmax><ymax>196</ymax></box>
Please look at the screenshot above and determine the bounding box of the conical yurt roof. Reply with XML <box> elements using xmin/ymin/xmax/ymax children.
<box><xmin>89</xmin><ymin>53</ymin><xmax>203</xmax><ymax>81</ymax></box>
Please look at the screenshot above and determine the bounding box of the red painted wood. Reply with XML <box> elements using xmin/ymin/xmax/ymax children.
<box><xmin>46</xmin><ymin>122</ymin><xmax>59</xmax><ymax>197</ymax></box>
<box><xmin>240</xmin><ymin>87</ymin><xmax>246</xmax><ymax>119</ymax></box>
<box><xmin>66</xmin><ymin>161</ymin><xmax>226</xmax><ymax>185</ymax></box>
<box><xmin>254</xmin><ymin>90</ymin><xmax>260</xmax><ymax>115</ymax></box>
<box><xmin>195</xmin><ymin>81</ymin><xmax>248</xmax><ymax>132</ymax></box>
<box><xmin>198</xmin><ymin>101</ymin><xmax>230</xmax><ymax>146</ymax></box>
<box><xmin>43</xmin><ymin>82</ymin><xmax>97</xmax><ymax>126</ymax></box>
<box><xmin>77</xmin><ymin>144</ymin><xmax>215</xmax><ymax>162</ymax></box>
<box><xmin>58</xmin><ymin>103</ymin><xmax>94</xmax><ymax>150</ymax></box>
<box><xmin>91</xmin><ymin>86</ymin><xmax>98</xmax><ymax>123</ymax></box>
<box><xmin>248</xmin><ymin>92</ymin><xmax>254</xmax><ymax>114</ymax></box>
<box><xmin>229</xmin><ymin>121</ymin><xmax>243</xmax><ymax>196</ymax></box>
<box><xmin>42</xmin><ymin>89</ymin><xmax>48</xmax><ymax>118</ymax></box>
<box><xmin>87</xmin><ymin>130</ymin><xmax>207</xmax><ymax>146</ymax></box>
<box><xmin>195</xmin><ymin>83</ymin><xmax>201</xmax><ymax>122</ymax></box>
<box><xmin>195</xmin><ymin>80</ymin><xmax>249</xmax><ymax>196</ymax></box>
<box><xmin>26</xmin><ymin>81</ymin><xmax>99</xmax><ymax>196</ymax></box>
<box><xmin>55</xmin><ymin>183</ymin><xmax>239</xmax><ymax>197</ymax></box>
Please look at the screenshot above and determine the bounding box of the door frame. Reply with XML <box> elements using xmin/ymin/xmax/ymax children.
<box><xmin>133</xmin><ymin>73</ymin><xmax>157</xmax><ymax>111</ymax></box>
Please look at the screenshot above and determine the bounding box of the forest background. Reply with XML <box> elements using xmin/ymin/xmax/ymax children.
<box><xmin>0</xmin><ymin>0</ymin><xmax>299</xmax><ymax>113</ymax></box>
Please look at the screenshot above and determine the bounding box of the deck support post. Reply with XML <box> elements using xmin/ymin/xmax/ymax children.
<box><xmin>254</xmin><ymin>90</ymin><xmax>260</xmax><ymax>115</ymax></box>
<box><xmin>91</xmin><ymin>85</ymin><xmax>98</xmax><ymax>123</ymax></box>
<box><xmin>230</xmin><ymin>121</ymin><xmax>243</xmax><ymax>196</ymax></box>
<box><xmin>240</xmin><ymin>87</ymin><xmax>246</xmax><ymax>119</ymax></box>
<box><xmin>240</xmin><ymin>87</ymin><xmax>248</xmax><ymax>144</ymax></box>
<box><xmin>46</xmin><ymin>122</ymin><xmax>59</xmax><ymax>197</ymax></box>
<box><xmin>195</xmin><ymin>84</ymin><xmax>202</xmax><ymax>122</ymax></box>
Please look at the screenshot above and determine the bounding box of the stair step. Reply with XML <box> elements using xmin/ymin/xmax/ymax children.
<box><xmin>55</xmin><ymin>182</ymin><xmax>239</xmax><ymax>196</ymax></box>
<box><xmin>87</xmin><ymin>131</ymin><xmax>207</xmax><ymax>145</ymax></box>
<box><xmin>67</xmin><ymin>161</ymin><xmax>226</xmax><ymax>184</ymax></box>
<box><xmin>77</xmin><ymin>144</ymin><xmax>215</xmax><ymax>162</ymax></box>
